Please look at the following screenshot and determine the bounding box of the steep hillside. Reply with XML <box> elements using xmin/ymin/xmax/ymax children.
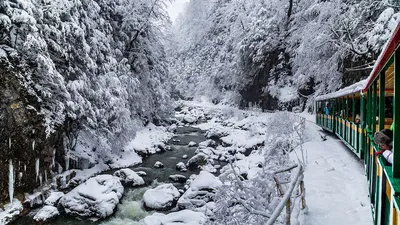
<box><xmin>0</xmin><ymin>0</ymin><xmax>172</xmax><ymax>201</ymax></box>
<box><xmin>168</xmin><ymin>0</ymin><xmax>399</xmax><ymax>111</ymax></box>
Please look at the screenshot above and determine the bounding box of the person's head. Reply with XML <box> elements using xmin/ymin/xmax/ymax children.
<box><xmin>374</xmin><ymin>129</ymin><xmax>393</xmax><ymax>150</ymax></box>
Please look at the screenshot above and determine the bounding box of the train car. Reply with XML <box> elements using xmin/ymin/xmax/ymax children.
<box><xmin>315</xmin><ymin>23</ymin><xmax>400</xmax><ymax>225</ymax></box>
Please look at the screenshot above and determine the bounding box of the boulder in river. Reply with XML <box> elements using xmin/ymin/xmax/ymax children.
<box><xmin>154</xmin><ymin>161</ymin><xmax>164</xmax><ymax>168</ymax></box>
<box><xmin>33</xmin><ymin>205</ymin><xmax>59</xmax><ymax>222</ymax></box>
<box><xmin>143</xmin><ymin>184</ymin><xmax>180</xmax><ymax>211</ymax></box>
<box><xmin>178</xmin><ymin>171</ymin><xmax>222</xmax><ymax>209</ymax></box>
<box><xmin>113</xmin><ymin>168</ymin><xmax>145</xmax><ymax>187</ymax></box>
<box><xmin>143</xmin><ymin>209</ymin><xmax>206</xmax><ymax>225</ymax></box>
<box><xmin>169</xmin><ymin>174</ymin><xmax>187</xmax><ymax>183</ymax></box>
<box><xmin>58</xmin><ymin>174</ymin><xmax>123</xmax><ymax>218</ymax></box>
<box><xmin>176</xmin><ymin>162</ymin><xmax>187</xmax><ymax>172</ymax></box>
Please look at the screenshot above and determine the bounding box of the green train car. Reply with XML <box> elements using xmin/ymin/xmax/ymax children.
<box><xmin>315</xmin><ymin>23</ymin><xmax>400</xmax><ymax>225</ymax></box>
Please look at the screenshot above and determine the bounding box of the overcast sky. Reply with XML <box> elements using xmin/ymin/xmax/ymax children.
<box><xmin>167</xmin><ymin>0</ymin><xmax>190</xmax><ymax>23</ymax></box>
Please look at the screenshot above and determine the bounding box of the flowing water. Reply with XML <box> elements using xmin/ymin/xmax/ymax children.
<box><xmin>12</xmin><ymin>126</ymin><xmax>211</xmax><ymax>225</ymax></box>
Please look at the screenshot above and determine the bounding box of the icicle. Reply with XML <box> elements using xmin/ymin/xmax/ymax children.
<box><xmin>8</xmin><ymin>138</ymin><xmax>11</xmax><ymax>149</ymax></box>
<box><xmin>61</xmin><ymin>176</ymin><xmax>66</xmax><ymax>188</ymax></box>
<box><xmin>65</xmin><ymin>155</ymin><xmax>69</xmax><ymax>171</ymax></box>
<box><xmin>32</xmin><ymin>141</ymin><xmax>35</xmax><ymax>151</ymax></box>
<box><xmin>52</xmin><ymin>149</ymin><xmax>56</xmax><ymax>168</ymax></box>
<box><xmin>35</xmin><ymin>158</ymin><xmax>39</xmax><ymax>182</ymax></box>
<box><xmin>9</xmin><ymin>160</ymin><xmax>14</xmax><ymax>203</ymax></box>
<box><xmin>24</xmin><ymin>164</ymin><xmax>26</xmax><ymax>172</ymax></box>
<box><xmin>44</xmin><ymin>170</ymin><xmax>48</xmax><ymax>183</ymax></box>
<box><xmin>18</xmin><ymin>172</ymin><xmax>23</xmax><ymax>183</ymax></box>
<box><xmin>39</xmin><ymin>173</ymin><xmax>43</xmax><ymax>186</ymax></box>
<box><xmin>57</xmin><ymin>163</ymin><xmax>63</xmax><ymax>174</ymax></box>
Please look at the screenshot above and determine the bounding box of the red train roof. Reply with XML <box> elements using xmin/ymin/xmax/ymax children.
<box><xmin>363</xmin><ymin>22</ymin><xmax>400</xmax><ymax>91</ymax></box>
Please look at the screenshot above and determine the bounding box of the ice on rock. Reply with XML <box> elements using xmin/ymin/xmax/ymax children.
<box><xmin>33</xmin><ymin>205</ymin><xmax>59</xmax><ymax>221</ymax></box>
<box><xmin>59</xmin><ymin>174</ymin><xmax>123</xmax><ymax>218</ymax></box>
<box><xmin>143</xmin><ymin>210</ymin><xmax>206</xmax><ymax>225</ymax></box>
<box><xmin>143</xmin><ymin>184</ymin><xmax>180</xmax><ymax>210</ymax></box>
<box><xmin>113</xmin><ymin>168</ymin><xmax>145</xmax><ymax>187</ymax></box>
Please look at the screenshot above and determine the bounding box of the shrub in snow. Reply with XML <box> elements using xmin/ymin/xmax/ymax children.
<box><xmin>154</xmin><ymin>161</ymin><xmax>164</xmax><ymax>168</ymax></box>
<box><xmin>169</xmin><ymin>174</ymin><xmax>187</xmax><ymax>183</ymax></box>
<box><xmin>33</xmin><ymin>205</ymin><xmax>59</xmax><ymax>222</ymax></box>
<box><xmin>176</xmin><ymin>162</ymin><xmax>187</xmax><ymax>172</ymax></box>
<box><xmin>211</xmin><ymin>112</ymin><xmax>304</xmax><ymax>224</ymax></box>
<box><xmin>178</xmin><ymin>171</ymin><xmax>222</xmax><ymax>210</ymax></box>
<box><xmin>58</xmin><ymin>175</ymin><xmax>123</xmax><ymax>218</ymax></box>
<box><xmin>143</xmin><ymin>184</ymin><xmax>180</xmax><ymax>210</ymax></box>
<box><xmin>113</xmin><ymin>168</ymin><xmax>145</xmax><ymax>187</ymax></box>
<box><xmin>143</xmin><ymin>209</ymin><xmax>206</xmax><ymax>225</ymax></box>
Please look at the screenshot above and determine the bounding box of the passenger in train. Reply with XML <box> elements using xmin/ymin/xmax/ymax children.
<box><xmin>374</xmin><ymin>129</ymin><xmax>393</xmax><ymax>164</ymax></box>
<box><xmin>355</xmin><ymin>114</ymin><xmax>361</xmax><ymax>124</ymax></box>
<box><xmin>324</xmin><ymin>104</ymin><xmax>329</xmax><ymax>115</ymax></box>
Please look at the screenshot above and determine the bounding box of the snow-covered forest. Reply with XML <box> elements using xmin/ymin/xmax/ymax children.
<box><xmin>168</xmin><ymin>0</ymin><xmax>399</xmax><ymax>110</ymax></box>
<box><xmin>0</xmin><ymin>0</ymin><xmax>398</xmax><ymax>224</ymax></box>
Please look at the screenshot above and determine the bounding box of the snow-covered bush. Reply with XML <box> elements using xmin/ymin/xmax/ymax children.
<box><xmin>211</xmin><ymin>112</ymin><xmax>305</xmax><ymax>224</ymax></box>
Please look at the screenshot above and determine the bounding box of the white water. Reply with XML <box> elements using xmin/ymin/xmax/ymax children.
<box><xmin>35</xmin><ymin>158</ymin><xmax>40</xmax><ymax>182</ymax></box>
<box><xmin>8</xmin><ymin>138</ymin><xmax>11</xmax><ymax>149</ymax></box>
<box><xmin>32</xmin><ymin>141</ymin><xmax>35</xmax><ymax>151</ymax></box>
<box><xmin>9</xmin><ymin>160</ymin><xmax>14</xmax><ymax>203</ymax></box>
<box><xmin>100</xmin><ymin>187</ymin><xmax>150</xmax><ymax>225</ymax></box>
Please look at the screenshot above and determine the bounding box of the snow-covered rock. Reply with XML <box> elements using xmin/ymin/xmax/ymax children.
<box><xmin>136</xmin><ymin>171</ymin><xmax>147</xmax><ymax>177</ymax></box>
<box><xmin>59</xmin><ymin>174</ymin><xmax>123</xmax><ymax>218</ymax></box>
<box><xmin>176</xmin><ymin>162</ymin><xmax>187</xmax><ymax>172</ymax></box>
<box><xmin>154</xmin><ymin>161</ymin><xmax>164</xmax><ymax>168</ymax></box>
<box><xmin>188</xmin><ymin>141</ymin><xmax>197</xmax><ymax>147</ymax></box>
<box><xmin>0</xmin><ymin>200</ymin><xmax>23</xmax><ymax>225</ymax></box>
<box><xmin>182</xmin><ymin>154</ymin><xmax>188</xmax><ymax>159</ymax></box>
<box><xmin>44</xmin><ymin>192</ymin><xmax>64</xmax><ymax>206</ymax></box>
<box><xmin>143</xmin><ymin>210</ymin><xmax>206</xmax><ymax>225</ymax></box>
<box><xmin>178</xmin><ymin>171</ymin><xmax>222</xmax><ymax>209</ymax></box>
<box><xmin>169</xmin><ymin>174</ymin><xmax>187</xmax><ymax>183</ymax></box>
<box><xmin>186</xmin><ymin>153</ymin><xmax>209</xmax><ymax>169</ymax></box>
<box><xmin>113</xmin><ymin>168</ymin><xmax>145</xmax><ymax>187</ymax></box>
<box><xmin>182</xmin><ymin>115</ymin><xmax>197</xmax><ymax>124</ymax></box>
<box><xmin>143</xmin><ymin>184</ymin><xmax>181</xmax><ymax>210</ymax></box>
<box><xmin>198</xmin><ymin>139</ymin><xmax>217</xmax><ymax>148</ymax></box>
<box><xmin>33</xmin><ymin>205</ymin><xmax>59</xmax><ymax>222</ymax></box>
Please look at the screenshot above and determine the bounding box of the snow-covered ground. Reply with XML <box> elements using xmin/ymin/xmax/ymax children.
<box><xmin>294</xmin><ymin>112</ymin><xmax>372</xmax><ymax>225</ymax></box>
